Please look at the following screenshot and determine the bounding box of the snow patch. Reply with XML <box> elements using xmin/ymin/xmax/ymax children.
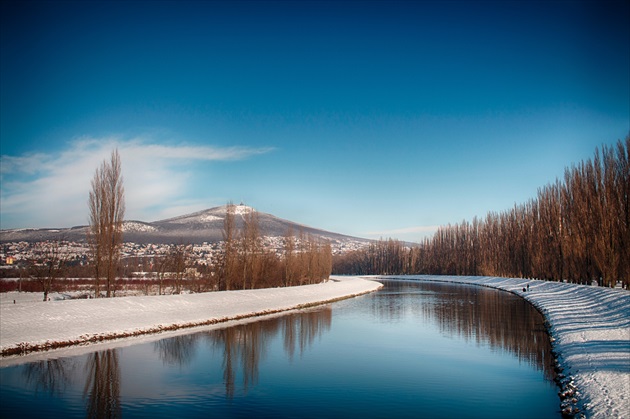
<box><xmin>200</xmin><ymin>214</ymin><xmax>222</xmax><ymax>222</ymax></box>
<box><xmin>122</xmin><ymin>221</ymin><xmax>157</xmax><ymax>232</ymax></box>
<box><xmin>233</xmin><ymin>205</ymin><xmax>255</xmax><ymax>215</ymax></box>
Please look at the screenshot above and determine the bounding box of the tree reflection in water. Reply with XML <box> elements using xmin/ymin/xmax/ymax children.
<box><xmin>83</xmin><ymin>349</ymin><xmax>121</xmax><ymax>419</ymax></box>
<box><xmin>151</xmin><ymin>307</ymin><xmax>332</xmax><ymax>398</ymax></box>
<box><xmin>212</xmin><ymin>308</ymin><xmax>332</xmax><ymax>397</ymax></box>
<box><xmin>153</xmin><ymin>334</ymin><xmax>200</xmax><ymax>368</ymax></box>
<box><xmin>20</xmin><ymin>349</ymin><xmax>121</xmax><ymax>418</ymax></box>
<box><xmin>287</xmin><ymin>310</ymin><xmax>333</xmax><ymax>361</ymax></box>
<box><xmin>377</xmin><ymin>280</ymin><xmax>556</xmax><ymax>381</ymax></box>
<box><xmin>23</xmin><ymin>358</ymin><xmax>74</xmax><ymax>396</ymax></box>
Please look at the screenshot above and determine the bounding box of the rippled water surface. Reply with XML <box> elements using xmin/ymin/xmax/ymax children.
<box><xmin>1</xmin><ymin>280</ymin><xmax>561</xmax><ymax>418</ymax></box>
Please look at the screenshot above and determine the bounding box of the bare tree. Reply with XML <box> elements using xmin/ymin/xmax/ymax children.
<box><xmin>240</xmin><ymin>208</ymin><xmax>261</xmax><ymax>289</ymax></box>
<box><xmin>88</xmin><ymin>149</ymin><xmax>125</xmax><ymax>298</ymax></box>
<box><xmin>169</xmin><ymin>242</ymin><xmax>191</xmax><ymax>294</ymax></box>
<box><xmin>31</xmin><ymin>240</ymin><xmax>68</xmax><ymax>302</ymax></box>
<box><xmin>154</xmin><ymin>255</ymin><xmax>170</xmax><ymax>296</ymax></box>
<box><xmin>297</xmin><ymin>230</ymin><xmax>308</xmax><ymax>285</ymax></box>
<box><xmin>220</xmin><ymin>202</ymin><xmax>237</xmax><ymax>291</ymax></box>
<box><xmin>284</xmin><ymin>226</ymin><xmax>296</xmax><ymax>287</ymax></box>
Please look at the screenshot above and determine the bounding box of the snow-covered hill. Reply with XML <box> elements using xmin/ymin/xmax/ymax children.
<box><xmin>0</xmin><ymin>205</ymin><xmax>370</xmax><ymax>246</ymax></box>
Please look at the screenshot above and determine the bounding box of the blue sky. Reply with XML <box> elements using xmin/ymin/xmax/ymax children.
<box><xmin>1</xmin><ymin>0</ymin><xmax>628</xmax><ymax>242</ymax></box>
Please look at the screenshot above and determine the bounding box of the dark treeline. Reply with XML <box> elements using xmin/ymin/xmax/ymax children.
<box><xmin>334</xmin><ymin>137</ymin><xmax>629</xmax><ymax>288</ymax></box>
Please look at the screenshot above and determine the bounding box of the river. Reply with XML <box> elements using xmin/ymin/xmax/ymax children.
<box><xmin>0</xmin><ymin>279</ymin><xmax>560</xmax><ymax>418</ymax></box>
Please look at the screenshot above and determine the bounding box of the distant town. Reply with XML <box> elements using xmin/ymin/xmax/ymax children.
<box><xmin>0</xmin><ymin>237</ymin><xmax>368</xmax><ymax>277</ymax></box>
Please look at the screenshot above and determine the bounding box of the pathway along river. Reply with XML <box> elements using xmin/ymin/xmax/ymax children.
<box><xmin>0</xmin><ymin>280</ymin><xmax>561</xmax><ymax>418</ymax></box>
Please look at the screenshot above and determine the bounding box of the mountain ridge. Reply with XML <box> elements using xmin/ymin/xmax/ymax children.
<box><xmin>0</xmin><ymin>205</ymin><xmax>370</xmax><ymax>245</ymax></box>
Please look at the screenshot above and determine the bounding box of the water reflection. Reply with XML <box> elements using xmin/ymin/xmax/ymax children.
<box><xmin>23</xmin><ymin>358</ymin><xmax>73</xmax><ymax>395</ymax></box>
<box><xmin>283</xmin><ymin>309</ymin><xmax>332</xmax><ymax>361</ymax></box>
<box><xmin>1</xmin><ymin>283</ymin><xmax>559</xmax><ymax>418</ymax></box>
<box><xmin>6</xmin><ymin>308</ymin><xmax>332</xmax><ymax>417</ymax></box>
<box><xmin>154</xmin><ymin>334</ymin><xmax>199</xmax><ymax>368</ymax></box>
<box><xmin>216</xmin><ymin>308</ymin><xmax>331</xmax><ymax>396</ymax></box>
<box><xmin>376</xmin><ymin>280</ymin><xmax>556</xmax><ymax>381</ymax></box>
<box><xmin>84</xmin><ymin>350</ymin><xmax>121</xmax><ymax>418</ymax></box>
<box><xmin>21</xmin><ymin>351</ymin><xmax>122</xmax><ymax>418</ymax></box>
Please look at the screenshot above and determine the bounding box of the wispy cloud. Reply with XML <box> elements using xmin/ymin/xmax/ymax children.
<box><xmin>0</xmin><ymin>153</ymin><xmax>52</xmax><ymax>176</ymax></box>
<box><xmin>0</xmin><ymin>137</ymin><xmax>273</xmax><ymax>229</ymax></box>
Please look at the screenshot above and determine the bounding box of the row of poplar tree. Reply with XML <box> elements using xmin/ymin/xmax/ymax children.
<box><xmin>333</xmin><ymin>136</ymin><xmax>629</xmax><ymax>288</ymax></box>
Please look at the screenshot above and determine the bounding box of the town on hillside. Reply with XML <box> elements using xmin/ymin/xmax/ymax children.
<box><xmin>0</xmin><ymin>237</ymin><xmax>370</xmax><ymax>296</ymax></box>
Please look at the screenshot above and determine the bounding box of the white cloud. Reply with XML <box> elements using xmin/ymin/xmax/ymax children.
<box><xmin>0</xmin><ymin>137</ymin><xmax>273</xmax><ymax>229</ymax></box>
<box><xmin>0</xmin><ymin>153</ymin><xmax>51</xmax><ymax>176</ymax></box>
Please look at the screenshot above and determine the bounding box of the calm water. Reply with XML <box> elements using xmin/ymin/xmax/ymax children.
<box><xmin>0</xmin><ymin>280</ymin><xmax>561</xmax><ymax>418</ymax></box>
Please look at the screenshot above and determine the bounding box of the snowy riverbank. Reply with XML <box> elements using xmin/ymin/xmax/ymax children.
<box><xmin>1</xmin><ymin>275</ymin><xmax>628</xmax><ymax>418</ymax></box>
<box><xmin>381</xmin><ymin>275</ymin><xmax>629</xmax><ymax>419</ymax></box>
<box><xmin>0</xmin><ymin>276</ymin><xmax>382</xmax><ymax>357</ymax></box>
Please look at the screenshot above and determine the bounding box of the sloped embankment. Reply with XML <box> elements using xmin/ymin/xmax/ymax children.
<box><xmin>0</xmin><ymin>277</ymin><xmax>382</xmax><ymax>357</ymax></box>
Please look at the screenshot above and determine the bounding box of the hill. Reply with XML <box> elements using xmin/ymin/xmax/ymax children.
<box><xmin>0</xmin><ymin>205</ymin><xmax>370</xmax><ymax>246</ymax></box>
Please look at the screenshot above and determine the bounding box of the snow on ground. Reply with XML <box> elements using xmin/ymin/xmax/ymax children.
<box><xmin>0</xmin><ymin>276</ymin><xmax>381</xmax><ymax>358</ymax></box>
<box><xmin>381</xmin><ymin>275</ymin><xmax>630</xmax><ymax>419</ymax></box>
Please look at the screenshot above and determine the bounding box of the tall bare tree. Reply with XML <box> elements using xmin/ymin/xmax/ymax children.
<box><xmin>88</xmin><ymin>149</ymin><xmax>125</xmax><ymax>298</ymax></box>
<box><xmin>31</xmin><ymin>239</ymin><xmax>68</xmax><ymax>302</ymax></box>
<box><xmin>154</xmin><ymin>254</ymin><xmax>170</xmax><ymax>296</ymax></box>
<box><xmin>240</xmin><ymin>208</ymin><xmax>261</xmax><ymax>289</ymax></box>
<box><xmin>169</xmin><ymin>242</ymin><xmax>191</xmax><ymax>294</ymax></box>
<box><xmin>220</xmin><ymin>202</ymin><xmax>237</xmax><ymax>291</ymax></box>
<box><xmin>283</xmin><ymin>226</ymin><xmax>296</xmax><ymax>287</ymax></box>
